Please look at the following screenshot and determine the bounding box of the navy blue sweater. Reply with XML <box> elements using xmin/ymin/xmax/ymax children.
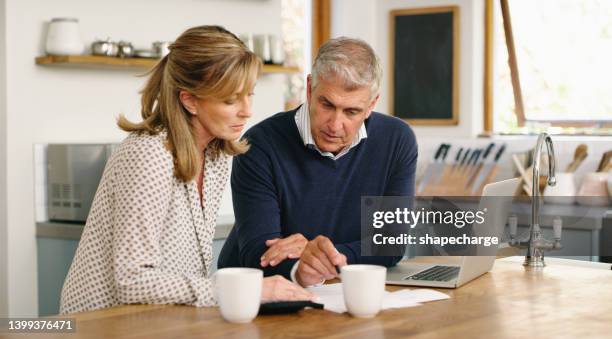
<box><xmin>218</xmin><ymin>108</ymin><xmax>418</xmax><ymax>279</ymax></box>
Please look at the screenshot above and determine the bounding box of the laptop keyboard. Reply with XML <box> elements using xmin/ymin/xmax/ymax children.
<box><xmin>404</xmin><ymin>266</ymin><xmax>460</xmax><ymax>282</ymax></box>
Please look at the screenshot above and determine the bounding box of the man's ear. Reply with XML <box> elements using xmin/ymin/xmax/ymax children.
<box><xmin>306</xmin><ymin>74</ymin><xmax>312</xmax><ymax>103</ymax></box>
<box><xmin>179</xmin><ymin>90</ymin><xmax>197</xmax><ymax>114</ymax></box>
<box><xmin>365</xmin><ymin>93</ymin><xmax>380</xmax><ymax>119</ymax></box>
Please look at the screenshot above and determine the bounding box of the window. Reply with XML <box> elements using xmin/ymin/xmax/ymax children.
<box><xmin>487</xmin><ymin>0</ymin><xmax>612</xmax><ymax>135</ymax></box>
<box><xmin>282</xmin><ymin>0</ymin><xmax>309</xmax><ymax>110</ymax></box>
<box><xmin>281</xmin><ymin>0</ymin><xmax>330</xmax><ymax>110</ymax></box>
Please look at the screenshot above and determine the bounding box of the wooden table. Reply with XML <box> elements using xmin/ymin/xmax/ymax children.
<box><xmin>4</xmin><ymin>257</ymin><xmax>612</xmax><ymax>339</ymax></box>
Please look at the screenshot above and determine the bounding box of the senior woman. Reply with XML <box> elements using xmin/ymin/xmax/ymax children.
<box><xmin>60</xmin><ymin>25</ymin><xmax>313</xmax><ymax>314</ymax></box>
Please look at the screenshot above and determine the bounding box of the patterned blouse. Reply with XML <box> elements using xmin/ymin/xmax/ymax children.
<box><xmin>60</xmin><ymin>131</ymin><xmax>229</xmax><ymax>314</ymax></box>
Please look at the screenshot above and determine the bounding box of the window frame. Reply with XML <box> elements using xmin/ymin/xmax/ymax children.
<box><xmin>311</xmin><ymin>0</ymin><xmax>331</xmax><ymax>59</ymax></box>
<box><xmin>483</xmin><ymin>0</ymin><xmax>612</xmax><ymax>134</ymax></box>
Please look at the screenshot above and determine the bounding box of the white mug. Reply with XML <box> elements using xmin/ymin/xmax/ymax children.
<box><xmin>341</xmin><ymin>265</ymin><xmax>387</xmax><ymax>318</ymax></box>
<box><xmin>215</xmin><ymin>268</ymin><xmax>262</xmax><ymax>323</ymax></box>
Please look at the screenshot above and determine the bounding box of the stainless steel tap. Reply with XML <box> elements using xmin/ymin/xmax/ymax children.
<box><xmin>509</xmin><ymin>133</ymin><xmax>562</xmax><ymax>268</ymax></box>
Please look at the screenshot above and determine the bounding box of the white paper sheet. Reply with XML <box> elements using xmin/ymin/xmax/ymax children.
<box><xmin>386</xmin><ymin>288</ymin><xmax>451</xmax><ymax>304</ymax></box>
<box><xmin>307</xmin><ymin>283</ymin><xmax>450</xmax><ymax>314</ymax></box>
<box><xmin>307</xmin><ymin>283</ymin><xmax>348</xmax><ymax>313</ymax></box>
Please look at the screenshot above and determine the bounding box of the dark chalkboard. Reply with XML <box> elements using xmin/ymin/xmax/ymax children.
<box><xmin>389</xmin><ymin>7</ymin><xmax>459</xmax><ymax>125</ymax></box>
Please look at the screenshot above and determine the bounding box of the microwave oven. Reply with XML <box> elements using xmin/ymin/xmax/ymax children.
<box><xmin>47</xmin><ymin>144</ymin><xmax>116</xmax><ymax>222</ymax></box>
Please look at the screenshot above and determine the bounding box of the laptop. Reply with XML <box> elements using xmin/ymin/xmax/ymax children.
<box><xmin>386</xmin><ymin>178</ymin><xmax>520</xmax><ymax>288</ymax></box>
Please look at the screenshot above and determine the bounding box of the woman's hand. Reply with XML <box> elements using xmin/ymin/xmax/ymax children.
<box><xmin>261</xmin><ymin>275</ymin><xmax>316</xmax><ymax>302</ymax></box>
<box><xmin>260</xmin><ymin>234</ymin><xmax>308</xmax><ymax>267</ymax></box>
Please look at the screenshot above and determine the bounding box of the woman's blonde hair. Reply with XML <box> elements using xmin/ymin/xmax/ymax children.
<box><xmin>118</xmin><ymin>25</ymin><xmax>261</xmax><ymax>182</ymax></box>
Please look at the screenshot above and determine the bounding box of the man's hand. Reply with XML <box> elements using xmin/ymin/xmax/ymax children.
<box><xmin>260</xmin><ymin>233</ymin><xmax>308</xmax><ymax>267</ymax></box>
<box><xmin>295</xmin><ymin>235</ymin><xmax>347</xmax><ymax>287</ymax></box>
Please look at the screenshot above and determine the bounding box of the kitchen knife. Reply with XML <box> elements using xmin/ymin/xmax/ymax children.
<box><xmin>449</xmin><ymin>147</ymin><xmax>464</xmax><ymax>173</ymax></box>
<box><xmin>430</xmin><ymin>144</ymin><xmax>451</xmax><ymax>188</ymax></box>
<box><xmin>427</xmin><ymin>144</ymin><xmax>452</xmax><ymax>193</ymax></box>
<box><xmin>435</xmin><ymin>147</ymin><xmax>464</xmax><ymax>190</ymax></box>
<box><xmin>456</xmin><ymin>149</ymin><xmax>478</xmax><ymax>192</ymax></box>
<box><xmin>417</xmin><ymin>143</ymin><xmax>445</xmax><ymax>193</ymax></box>
<box><xmin>471</xmin><ymin>144</ymin><xmax>507</xmax><ymax>194</ymax></box>
<box><xmin>466</xmin><ymin>143</ymin><xmax>495</xmax><ymax>189</ymax></box>
<box><xmin>435</xmin><ymin>146</ymin><xmax>463</xmax><ymax>185</ymax></box>
<box><xmin>463</xmin><ymin>149</ymin><xmax>482</xmax><ymax>176</ymax></box>
<box><xmin>461</xmin><ymin>149</ymin><xmax>481</xmax><ymax>193</ymax></box>
<box><xmin>417</xmin><ymin>143</ymin><xmax>449</xmax><ymax>194</ymax></box>
<box><xmin>456</xmin><ymin>148</ymin><xmax>472</xmax><ymax>176</ymax></box>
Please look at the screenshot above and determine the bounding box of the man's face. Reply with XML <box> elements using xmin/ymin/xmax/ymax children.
<box><xmin>306</xmin><ymin>75</ymin><xmax>379</xmax><ymax>154</ymax></box>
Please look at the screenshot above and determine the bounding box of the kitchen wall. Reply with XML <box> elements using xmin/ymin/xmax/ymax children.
<box><xmin>0</xmin><ymin>0</ymin><xmax>9</xmax><ymax>319</ymax></box>
<box><xmin>1</xmin><ymin>0</ymin><xmax>285</xmax><ymax>317</ymax></box>
<box><xmin>332</xmin><ymin>0</ymin><xmax>484</xmax><ymax>138</ymax></box>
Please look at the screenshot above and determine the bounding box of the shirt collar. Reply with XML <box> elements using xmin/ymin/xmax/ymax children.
<box><xmin>294</xmin><ymin>102</ymin><xmax>367</xmax><ymax>160</ymax></box>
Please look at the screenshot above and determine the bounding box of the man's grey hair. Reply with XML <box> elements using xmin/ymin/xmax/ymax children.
<box><xmin>311</xmin><ymin>37</ymin><xmax>382</xmax><ymax>99</ymax></box>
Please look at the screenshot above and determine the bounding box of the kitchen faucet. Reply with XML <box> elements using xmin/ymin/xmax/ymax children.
<box><xmin>508</xmin><ymin>133</ymin><xmax>562</xmax><ymax>268</ymax></box>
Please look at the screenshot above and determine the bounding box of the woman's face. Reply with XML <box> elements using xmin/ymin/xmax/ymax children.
<box><xmin>182</xmin><ymin>88</ymin><xmax>254</xmax><ymax>142</ymax></box>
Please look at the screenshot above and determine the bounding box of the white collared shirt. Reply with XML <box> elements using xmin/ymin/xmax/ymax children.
<box><xmin>294</xmin><ymin>102</ymin><xmax>367</xmax><ymax>160</ymax></box>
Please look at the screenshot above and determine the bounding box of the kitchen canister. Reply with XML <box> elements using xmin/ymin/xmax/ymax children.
<box><xmin>253</xmin><ymin>34</ymin><xmax>271</xmax><ymax>64</ymax></box>
<box><xmin>152</xmin><ymin>41</ymin><xmax>171</xmax><ymax>58</ymax></box>
<box><xmin>45</xmin><ymin>18</ymin><xmax>84</xmax><ymax>55</ymax></box>
<box><xmin>269</xmin><ymin>34</ymin><xmax>284</xmax><ymax>65</ymax></box>
<box><xmin>576</xmin><ymin>172</ymin><xmax>611</xmax><ymax>206</ymax></box>
<box><xmin>544</xmin><ymin>172</ymin><xmax>576</xmax><ymax>205</ymax></box>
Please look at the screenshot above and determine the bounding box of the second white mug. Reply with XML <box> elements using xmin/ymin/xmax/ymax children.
<box><xmin>341</xmin><ymin>264</ymin><xmax>387</xmax><ymax>318</ymax></box>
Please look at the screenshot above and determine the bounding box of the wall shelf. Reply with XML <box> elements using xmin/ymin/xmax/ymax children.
<box><xmin>35</xmin><ymin>55</ymin><xmax>301</xmax><ymax>74</ymax></box>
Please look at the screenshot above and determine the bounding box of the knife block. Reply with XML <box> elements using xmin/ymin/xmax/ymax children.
<box><xmin>418</xmin><ymin>165</ymin><xmax>503</xmax><ymax>197</ymax></box>
<box><xmin>418</xmin><ymin>166</ymin><xmax>480</xmax><ymax>196</ymax></box>
<box><xmin>469</xmin><ymin>165</ymin><xmax>500</xmax><ymax>196</ymax></box>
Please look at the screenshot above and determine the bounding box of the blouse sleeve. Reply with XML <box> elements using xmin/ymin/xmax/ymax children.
<box><xmin>109</xmin><ymin>137</ymin><xmax>216</xmax><ymax>307</ymax></box>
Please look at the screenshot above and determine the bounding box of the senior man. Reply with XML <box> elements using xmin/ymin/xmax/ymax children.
<box><xmin>218</xmin><ymin>37</ymin><xmax>418</xmax><ymax>287</ymax></box>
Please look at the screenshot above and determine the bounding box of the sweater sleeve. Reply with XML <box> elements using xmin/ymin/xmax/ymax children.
<box><xmin>110</xmin><ymin>139</ymin><xmax>216</xmax><ymax>307</ymax></box>
<box><xmin>230</xmin><ymin>142</ymin><xmax>297</xmax><ymax>279</ymax></box>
